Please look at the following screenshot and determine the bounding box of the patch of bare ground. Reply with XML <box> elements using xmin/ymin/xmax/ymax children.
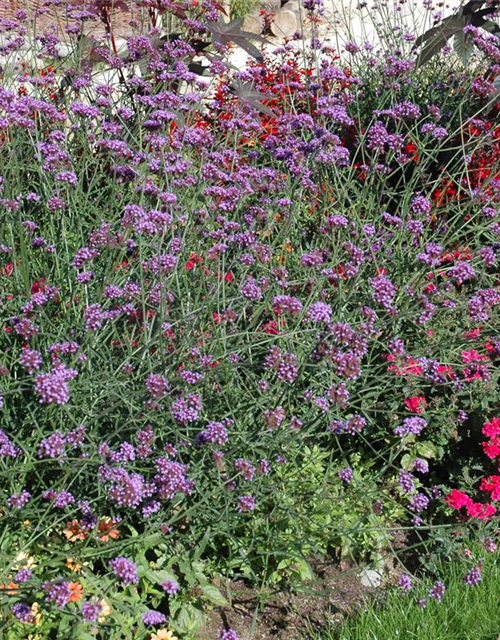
<box><xmin>198</xmin><ymin>558</ymin><xmax>400</xmax><ymax>640</ymax></box>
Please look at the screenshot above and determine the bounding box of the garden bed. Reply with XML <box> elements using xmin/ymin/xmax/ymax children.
<box><xmin>1</xmin><ymin>1</ymin><xmax>500</xmax><ymax>639</ymax></box>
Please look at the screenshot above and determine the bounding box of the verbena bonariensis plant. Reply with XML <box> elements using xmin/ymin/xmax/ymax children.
<box><xmin>0</xmin><ymin>0</ymin><xmax>500</xmax><ymax>637</ymax></box>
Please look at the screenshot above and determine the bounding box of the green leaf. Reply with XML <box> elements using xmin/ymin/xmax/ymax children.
<box><xmin>201</xmin><ymin>583</ymin><xmax>228</xmax><ymax>606</ymax></box>
<box><xmin>148</xmin><ymin>569</ymin><xmax>178</xmax><ymax>586</ymax></box>
<box><xmin>193</xmin><ymin>529</ymin><xmax>211</xmax><ymax>561</ymax></box>
<box><xmin>416</xmin><ymin>441</ymin><xmax>437</xmax><ymax>459</ymax></box>
<box><xmin>172</xmin><ymin>603</ymin><xmax>206</xmax><ymax>634</ymax></box>
<box><xmin>453</xmin><ymin>31</ymin><xmax>474</xmax><ymax>66</ymax></box>
<box><xmin>400</xmin><ymin>453</ymin><xmax>413</xmax><ymax>470</ymax></box>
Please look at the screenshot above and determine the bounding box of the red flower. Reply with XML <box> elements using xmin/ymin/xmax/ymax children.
<box><xmin>464</xmin><ymin>327</ymin><xmax>482</xmax><ymax>340</ymax></box>
<box><xmin>405</xmin><ymin>141</ymin><xmax>419</xmax><ymax>160</ymax></box>
<box><xmin>404</xmin><ymin>396</ymin><xmax>427</xmax><ymax>413</ymax></box>
<box><xmin>445</xmin><ymin>489</ymin><xmax>472</xmax><ymax>510</ymax></box>
<box><xmin>31</xmin><ymin>278</ymin><xmax>45</xmax><ymax>294</ymax></box>
<box><xmin>1</xmin><ymin>262</ymin><xmax>14</xmax><ymax>277</ymax></box>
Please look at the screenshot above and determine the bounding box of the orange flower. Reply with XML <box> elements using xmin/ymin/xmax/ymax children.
<box><xmin>68</xmin><ymin>582</ymin><xmax>84</xmax><ymax>602</ymax></box>
<box><xmin>0</xmin><ymin>581</ymin><xmax>18</xmax><ymax>595</ymax></box>
<box><xmin>97</xmin><ymin>517</ymin><xmax>120</xmax><ymax>542</ymax></box>
<box><xmin>63</xmin><ymin>520</ymin><xmax>87</xmax><ymax>542</ymax></box>
<box><xmin>65</xmin><ymin>558</ymin><xmax>82</xmax><ymax>573</ymax></box>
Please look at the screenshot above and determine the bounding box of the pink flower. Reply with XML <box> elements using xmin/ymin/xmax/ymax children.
<box><xmin>461</xmin><ymin>349</ymin><xmax>487</xmax><ymax>363</ymax></box>
<box><xmin>483</xmin><ymin>417</ymin><xmax>500</xmax><ymax>438</ymax></box>
<box><xmin>445</xmin><ymin>489</ymin><xmax>472</xmax><ymax>510</ymax></box>
<box><xmin>463</xmin><ymin>327</ymin><xmax>482</xmax><ymax>340</ymax></box>
<box><xmin>480</xmin><ymin>476</ymin><xmax>500</xmax><ymax>501</ymax></box>
<box><xmin>483</xmin><ymin>438</ymin><xmax>500</xmax><ymax>459</ymax></box>
<box><xmin>466</xmin><ymin>501</ymin><xmax>497</xmax><ymax>520</ymax></box>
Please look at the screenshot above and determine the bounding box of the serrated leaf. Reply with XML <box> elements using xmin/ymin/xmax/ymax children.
<box><xmin>201</xmin><ymin>584</ymin><xmax>228</xmax><ymax>606</ymax></box>
<box><xmin>292</xmin><ymin>558</ymin><xmax>315</xmax><ymax>581</ymax></box>
<box><xmin>172</xmin><ymin>603</ymin><xmax>205</xmax><ymax>634</ymax></box>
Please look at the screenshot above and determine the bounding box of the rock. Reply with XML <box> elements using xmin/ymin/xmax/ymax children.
<box><xmin>270</xmin><ymin>7</ymin><xmax>300</xmax><ymax>38</ymax></box>
<box><xmin>261</xmin><ymin>0</ymin><xmax>282</xmax><ymax>11</ymax></box>
<box><xmin>358</xmin><ymin>568</ymin><xmax>383</xmax><ymax>588</ymax></box>
<box><xmin>243</xmin><ymin>11</ymin><xmax>265</xmax><ymax>34</ymax></box>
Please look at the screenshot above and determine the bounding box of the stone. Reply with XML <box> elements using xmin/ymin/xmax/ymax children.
<box><xmin>271</xmin><ymin>7</ymin><xmax>300</xmax><ymax>38</ymax></box>
<box><xmin>358</xmin><ymin>568</ymin><xmax>383</xmax><ymax>588</ymax></box>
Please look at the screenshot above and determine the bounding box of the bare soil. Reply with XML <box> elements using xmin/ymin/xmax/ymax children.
<box><xmin>199</xmin><ymin>559</ymin><xmax>397</xmax><ymax>640</ymax></box>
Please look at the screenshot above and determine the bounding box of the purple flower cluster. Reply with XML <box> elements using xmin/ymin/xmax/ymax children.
<box><xmin>82</xmin><ymin>600</ymin><xmax>103</xmax><ymax>623</ymax></box>
<box><xmin>428</xmin><ymin>580</ymin><xmax>446</xmax><ymax>602</ymax></box>
<box><xmin>142</xmin><ymin>610</ymin><xmax>167</xmax><ymax>625</ymax></box>
<box><xmin>161</xmin><ymin>578</ymin><xmax>179</xmax><ymax>595</ymax></box>
<box><xmin>109</xmin><ymin>557</ymin><xmax>139</xmax><ymax>587</ymax></box>
<box><xmin>338</xmin><ymin>466</ymin><xmax>353</xmax><ymax>484</ymax></box>
<box><xmin>35</xmin><ymin>365</ymin><xmax>77</xmax><ymax>405</ymax></box>
<box><xmin>0</xmin><ymin>429</ymin><xmax>20</xmax><ymax>458</ymax></box>
<box><xmin>219</xmin><ymin>629</ymin><xmax>240</xmax><ymax>640</ymax></box>
<box><xmin>43</xmin><ymin>581</ymin><xmax>72</xmax><ymax>608</ymax></box>
<box><xmin>238</xmin><ymin>495</ymin><xmax>256</xmax><ymax>512</ymax></box>
<box><xmin>11</xmin><ymin>603</ymin><xmax>35</xmax><ymax>623</ymax></box>
<box><xmin>463</xmin><ymin>566</ymin><xmax>482</xmax><ymax>586</ymax></box>
<box><xmin>264</xmin><ymin>346</ymin><xmax>299</xmax><ymax>384</ymax></box>
<box><xmin>398</xmin><ymin>574</ymin><xmax>413</xmax><ymax>592</ymax></box>
<box><xmin>394</xmin><ymin>417</ymin><xmax>427</xmax><ymax>437</ymax></box>
<box><xmin>38</xmin><ymin>430</ymin><xmax>66</xmax><ymax>458</ymax></box>
<box><xmin>7</xmin><ymin>489</ymin><xmax>31</xmax><ymax>508</ymax></box>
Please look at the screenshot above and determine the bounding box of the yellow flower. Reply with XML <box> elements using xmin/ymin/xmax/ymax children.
<box><xmin>65</xmin><ymin>558</ymin><xmax>82</xmax><ymax>573</ymax></box>
<box><xmin>30</xmin><ymin>603</ymin><xmax>42</xmax><ymax>626</ymax></box>
<box><xmin>98</xmin><ymin>598</ymin><xmax>112</xmax><ymax>623</ymax></box>
<box><xmin>150</xmin><ymin>629</ymin><xmax>178</xmax><ymax>640</ymax></box>
<box><xmin>13</xmin><ymin>551</ymin><xmax>37</xmax><ymax>570</ymax></box>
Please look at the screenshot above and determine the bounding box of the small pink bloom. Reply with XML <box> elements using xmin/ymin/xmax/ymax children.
<box><xmin>483</xmin><ymin>439</ymin><xmax>500</xmax><ymax>459</ymax></box>
<box><xmin>483</xmin><ymin>418</ymin><xmax>500</xmax><ymax>438</ymax></box>
<box><xmin>445</xmin><ymin>489</ymin><xmax>472</xmax><ymax>510</ymax></box>
<box><xmin>461</xmin><ymin>349</ymin><xmax>487</xmax><ymax>363</ymax></box>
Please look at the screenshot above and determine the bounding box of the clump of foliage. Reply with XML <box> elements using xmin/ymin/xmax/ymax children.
<box><xmin>0</xmin><ymin>0</ymin><xmax>500</xmax><ymax>638</ymax></box>
<box><xmin>230</xmin><ymin>0</ymin><xmax>260</xmax><ymax>19</ymax></box>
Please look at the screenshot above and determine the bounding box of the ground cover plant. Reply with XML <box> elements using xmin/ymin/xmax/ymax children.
<box><xmin>0</xmin><ymin>0</ymin><xmax>500</xmax><ymax>638</ymax></box>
